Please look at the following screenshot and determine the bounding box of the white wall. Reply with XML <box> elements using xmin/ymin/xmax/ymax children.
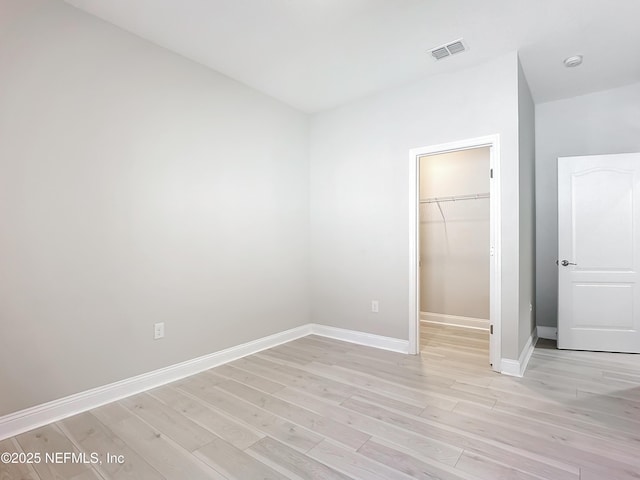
<box><xmin>535</xmin><ymin>82</ymin><xmax>640</xmax><ymax>327</ymax></box>
<box><xmin>309</xmin><ymin>52</ymin><xmax>525</xmax><ymax>360</ymax></box>
<box><xmin>419</xmin><ymin>148</ymin><xmax>490</xmax><ymax>319</ymax></box>
<box><xmin>0</xmin><ymin>0</ymin><xmax>309</xmax><ymax>416</ymax></box>
<box><xmin>517</xmin><ymin>58</ymin><xmax>536</xmax><ymax>350</ymax></box>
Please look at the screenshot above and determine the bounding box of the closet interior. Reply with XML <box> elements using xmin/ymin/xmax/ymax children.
<box><xmin>419</xmin><ymin>146</ymin><xmax>491</xmax><ymax>367</ymax></box>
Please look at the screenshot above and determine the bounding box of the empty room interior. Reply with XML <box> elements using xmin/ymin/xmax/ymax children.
<box><xmin>1</xmin><ymin>1</ymin><xmax>640</xmax><ymax>479</ymax></box>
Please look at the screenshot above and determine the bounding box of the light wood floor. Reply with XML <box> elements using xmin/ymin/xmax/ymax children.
<box><xmin>2</xmin><ymin>325</ymin><xmax>640</xmax><ymax>479</ymax></box>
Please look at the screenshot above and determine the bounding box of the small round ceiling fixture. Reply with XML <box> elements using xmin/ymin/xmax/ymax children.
<box><xmin>564</xmin><ymin>55</ymin><xmax>583</xmax><ymax>68</ymax></box>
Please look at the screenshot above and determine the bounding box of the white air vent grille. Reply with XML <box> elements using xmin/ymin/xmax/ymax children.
<box><xmin>446</xmin><ymin>41</ymin><xmax>465</xmax><ymax>54</ymax></box>
<box><xmin>431</xmin><ymin>47</ymin><xmax>450</xmax><ymax>60</ymax></box>
<box><xmin>430</xmin><ymin>38</ymin><xmax>468</xmax><ymax>61</ymax></box>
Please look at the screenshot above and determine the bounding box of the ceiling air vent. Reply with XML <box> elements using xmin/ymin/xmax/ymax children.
<box><xmin>431</xmin><ymin>46</ymin><xmax>450</xmax><ymax>60</ymax></box>
<box><xmin>430</xmin><ymin>38</ymin><xmax>468</xmax><ymax>61</ymax></box>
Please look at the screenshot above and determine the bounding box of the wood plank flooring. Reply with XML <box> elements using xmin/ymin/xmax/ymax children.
<box><xmin>2</xmin><ymin>324</ymin><xmax>640</xmax><ymax>479</ymax></box>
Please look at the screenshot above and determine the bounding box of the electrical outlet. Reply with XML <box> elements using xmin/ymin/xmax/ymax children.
<box><xmin>371</xmin><ymin>300</ymin><xmax>379</xmax><ymax>313</ymax></box>
<box><xmin>154</xmin><ymin>322</ymin><xmax>165</xmax><ymax>340</ymax></box>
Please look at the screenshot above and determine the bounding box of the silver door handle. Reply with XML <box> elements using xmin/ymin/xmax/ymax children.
<box><xmin>560</xmin><ymin>260</ymin><xmax>576</xmax><ymax>266</ymax></box>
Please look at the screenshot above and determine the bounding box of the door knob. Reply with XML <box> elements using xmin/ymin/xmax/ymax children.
<box><xmin>560</xmin><ymin>260</ymin><xmax>577</xmax><ymax>266</ymax></box>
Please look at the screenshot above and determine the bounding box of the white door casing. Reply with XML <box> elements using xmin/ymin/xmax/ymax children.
<box><xmin>558</xmin><ymin>153</ymin><xmax>640</xmax><ymax>353</ymax></box>
<box><xmin>409</xmin><ymin>135</ymin><xmax>501</xmax><ymax>371</ymax></box>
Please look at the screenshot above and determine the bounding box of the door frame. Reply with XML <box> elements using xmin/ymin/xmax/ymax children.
<box><xmin>408</xmin><ymin>134</ymin><xmax>501</xmax><ymax>372</ymax></box>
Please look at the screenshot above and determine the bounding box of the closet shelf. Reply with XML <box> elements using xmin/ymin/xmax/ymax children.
<box><xmin>420</xmin><ymin>192</ymin><xmax>489</xmax><ymax>204</ymax></box>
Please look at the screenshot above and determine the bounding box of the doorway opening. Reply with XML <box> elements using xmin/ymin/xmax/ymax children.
<box><xmin>409</xmin><ymin>136</ymin><xmax>501</xmax><ymax>372</ymax></box>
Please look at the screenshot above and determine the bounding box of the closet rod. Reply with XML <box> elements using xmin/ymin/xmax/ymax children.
<box><xmin>420</xmin><ymin>192</ymin><xmax>489</xmax><ymax>204</ymax></box>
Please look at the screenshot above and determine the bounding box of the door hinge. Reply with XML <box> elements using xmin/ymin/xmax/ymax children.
<box><xmin>490</xmin><ymin>168</ymin><xmax>493</xmax><ymax>179</ymax></box>
<box><xmin>490</xmin><ymin>325</ymin><xmax>494</xmax><ymax>334</ymax></box>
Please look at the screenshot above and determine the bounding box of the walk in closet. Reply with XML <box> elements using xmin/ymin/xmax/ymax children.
<box><xmin>418</xmin><ymin>147</ymin><xmax>491</xmax><ymax>366</ymax></box>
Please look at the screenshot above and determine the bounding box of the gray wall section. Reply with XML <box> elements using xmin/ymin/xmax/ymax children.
<box><xmin>517</xmin><ymin>57</ymin><xmax>536</xmax><ymax>352</ymax></box>
<box><xmin>535</xmin><ymin>82</ymin><xmax>640</xmax><ymax>328</ymax></box>
<box><xmin>309</xmin><ymin>52</ymin><xmax>523</xmax><ymax>360</ymax></box>
<box><xmin>0</xmin><ymin>0</ymin><xmax>310</xmax><ymax>416</ymax></box>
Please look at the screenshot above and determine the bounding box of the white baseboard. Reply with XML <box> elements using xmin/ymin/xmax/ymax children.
<box><xmin>0</xmin><ymin>324</ymin><xmax>407</xmax><ymax>441</ymax></box>
<box><xmin>501</xmin><ymin>329</ymin><xmax>538</xmax><ymax>377</ymax></box>
<box><xmin>310</xmin><ymin>324</ymin><xmax>409</xmax><ymax>354</ymax></box>
<box><xmin>0</xmin><ymin>324</ymin><xmax>312</xmax><ymax>441</ymax></box>
<box><xmin>537</xmin><ymin>326</ymin><xmax>557</xmax><ymax>340</ymax></box>
<box><xmin>420</xmin><ymin>311</ymin><xmax>489</xmax><ymax>331</ymax></box>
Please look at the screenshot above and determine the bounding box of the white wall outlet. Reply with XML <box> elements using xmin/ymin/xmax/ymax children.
<box><xmin>371</xmin><ymin>300</ymin><xmax>379</xmax><ymax>313</ymax></box>
<box><xmin>154</xmin><ymin>322</ymin><xmax>165</xmax><ymax>340</ymax></box>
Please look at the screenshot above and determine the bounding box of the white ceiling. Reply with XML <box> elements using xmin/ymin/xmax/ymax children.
<box><xmin>65</xmin><ymin>0</ymin><xmax>640</xmax><ymax>113</ymax></box>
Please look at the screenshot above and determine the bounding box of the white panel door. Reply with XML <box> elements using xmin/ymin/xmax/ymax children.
<box><xmin>558</xmin><ymin>153</ymin><xmax>640</xmax><ymax>352</ymax></box>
